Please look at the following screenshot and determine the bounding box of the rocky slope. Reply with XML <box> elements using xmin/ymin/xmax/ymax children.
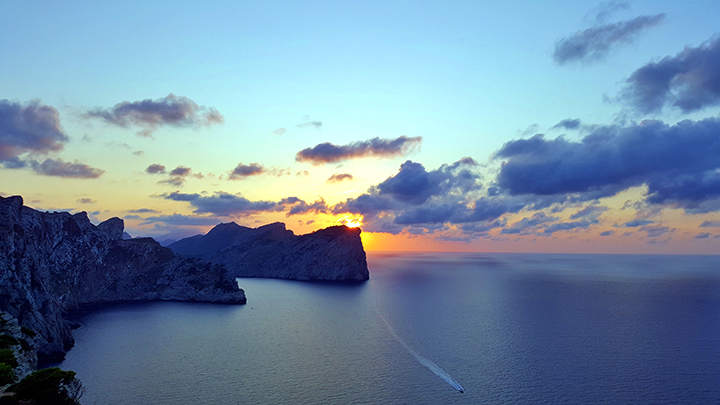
<box><xmin>0</xmin><ymin>195</ymin><xmax>246</xmax><ymax>368</ymax></box>
<box><xmin>169</xmin><ymin>222</ymin><xmax>369</xmax><ymax>281</ymax></box>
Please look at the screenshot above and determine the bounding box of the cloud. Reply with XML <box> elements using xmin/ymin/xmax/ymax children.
<box><xmin>695</xmin><ymin>232</ymin><xmax>711</xmax><ymax>239</ymax></box>
<box><xmin>161</xmin><ymin>191</ymin><xmax>277</xmax><ymax>216</ymax></box>
<box><xmin>700</xmin><ymin>220</ymin><xmax>720</xmax><ymax>227</ymax></box>
<box><xmin>77</xmin><ymin>198</ymin><xmax>95</xmax><ymax>204</ymax></box>
<box><xmin>158</xmin><ymin>165</ymin><xmax>202</xmax><ymax>186</ymax></box>
<box><xmin>297</xmin><ymin>121</ymin><xmax>322</xmax><ymax>129</ymax></box>
<box><xmin>128</xmin><ymin>208</ymin><xmax>160</xmax><ymax>214</ymax></box>
<box><xmin>30</xmin><ymin>158</ymin><xmax>104</xmax><ymax>178</ymax></box>
<box><xmin>278</xmin><ymin>197</ymin><xmax>328</xmax><ymax>216</ymax></box>
<box><xmin>140</xmin><ymin>213</ymin><xmax>220</xmax><ymax>226</ymax></box>
<box><xmin>553</xmin><ymin>14</ymin><xmax>665</xmax><ymax>65</ymax></box>
<box><xmin>333</xmin><ymin>157</ymin><xmax>500</xmax><ymax>231</ymax></box>
<box><xmin>622</xmin><ymin>219</ymin><xmax>654</xmax><ymax>227</ymax></box>
<box><xmin>600</xmin><ymin>230</ymin><xmax>615</xmax><ymax>236</ymax></box>
<box><xmin>621</xmin><ymin>36</ymin><xmax>720</xmax><ymax>113</ymax></box>
<box><xmin>169</xmin><ymin>166</ymin><xmax>191</xmax><ymax>176</ymax></box>
<box><xmin>228</xmin><ymin>163</ymin><xmax>265</xmax><ymax>180</ymax></box>
<box><xmin>146</xmin><ymin>164</ymin><xmax>166</xmax><ymax>174</ymax></box>
<box><xmin>296</xmin><ymin>136</ymin><xmax>422</xmax><ymax>165</ymax></box>
<box><xmin>494</xmin><ymin>117</ymin><xmax>720</xmax><ymax>212</ymax></box>
<box><xmin>570</xmin><ymin>204</ymin><xmax>608</xmax><ymax>219</ymax></box>
<box><xmin>0</xmin><ymin>99</ymin><xmax>68</xmax><ymax>163</ymax></box>
<box><xmin>551</xmin><ymin>118</ymin><xmax>582</xmax><ymax>130</ymax></box>
<box><xmin>542</xmin><ymin>219</ymin><xmax>597</xmax><ymax>234</ymax></box>
<box><xmin>327</xmin><ymin>173</ymin><xmax>353</xmax><ymax>183</ymax></box>
<box><xmin>591</xmin><ymin>1</ymin><xmax>631</xmax><ymax>23</ymax></box>
<box><xmin>640</xmin><ymin>225</ymin><xmax>673</xmax><ymax>238</ymax></box>
<box><xmin>501</xmin><ymin>212</ymin><xmax>557</xmax><ymax>235</ymax></box>
<box><xmin>273</xmin><ymin>128</ymin><xmax>287</xmax><ymax>135</ymax></box>
<box><xmin>84</xmin><ymin>93</ymin><xmax>223</xmax><ymax>137</ymax></box>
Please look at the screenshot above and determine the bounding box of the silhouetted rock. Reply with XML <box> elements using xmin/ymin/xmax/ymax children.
<box><xmin>169</xmin><ymin>222</ymin><xmax>369</xmax><ymax>281</ymax></box>
<box><xmin>0</xmin><ymin>195</ymin><xmax>246</xmax><ymax>366</ymax></box>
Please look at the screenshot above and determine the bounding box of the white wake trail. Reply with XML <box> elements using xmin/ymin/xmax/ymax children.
<box><xmin>378</xmin><ymin>312</ymin><xmax>464</xmax><ymax>393</ymax></box>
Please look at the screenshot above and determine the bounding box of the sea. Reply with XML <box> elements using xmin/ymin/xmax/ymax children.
<box><xmin>56</xmin><ymin>253</ymin><xmax>720</xmax><ymax>404</ymax></box>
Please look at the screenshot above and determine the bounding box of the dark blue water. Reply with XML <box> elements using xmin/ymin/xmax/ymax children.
<box><xmin>59</xmin><ymin>253</ymin><xmax>720</xmax><ymax>404</ymax></box>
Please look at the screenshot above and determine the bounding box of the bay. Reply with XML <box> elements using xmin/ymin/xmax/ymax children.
<box><xmin>58</xmin><ymin>253</ymin><xmax>720</xmax><ymax>404</ymax></box>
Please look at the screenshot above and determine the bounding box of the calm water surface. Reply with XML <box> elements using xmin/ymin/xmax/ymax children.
<box><xmin>59</xmin><ymin>253</ymin><xmax>720</xmax><ymax>404</ymax></box>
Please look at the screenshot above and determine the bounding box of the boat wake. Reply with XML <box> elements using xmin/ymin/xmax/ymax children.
<box><xmin>378</xmin><ymin>312</ymin><xmax>464</xmax><ymax>393</ymax></box>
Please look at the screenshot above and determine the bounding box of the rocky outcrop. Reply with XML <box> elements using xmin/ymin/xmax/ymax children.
<box><xmin>0</xmin><ymin>195</ymin><xmax>246</xmax><ymax>365</ymax></box>
<box><xmin>169</xmin><ymin>222</ymin><xmax>369</xmax><ymax>281</ymax></box>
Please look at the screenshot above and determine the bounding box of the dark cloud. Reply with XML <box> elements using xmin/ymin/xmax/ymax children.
<box><xmin>622</xmin><ymin>36</ymin><xmax>720</xmax><ymax>114</ymax></box>
<box><xmin>494</xmin><ymin>118</ymin><xmax>720</xmax><ymax>212</ymax></box>
<box><xmin>169</xmin><ymin>166</ymin><xmax>191</xmax><ymax>176</ymax></box>
<box><xmin>543</xmin><ymin>219</ymin><xmax>597</xmax><ymax>235</ymax></box>
<box><xmin>278</xmin><ymin>197</ymin><xmax>328</xmax><ymax>216</ymax></box>
<box><xmin>146</xmin><ymin>164</ymin><xmax>166</xmax><ymax>174</ymax></box>
<box><xmin>551</xmin><ymin>118</ymin><xmax>582</xmax><ymax>130</ymax></box>
<box><xmin>158</xmin><ymin>166</ymin><xmax>200</xmax><ymax>186</ymax></box>
<box><xmin>0</xmin><ymin>99</ymin><xmax>68</xmax><ymax>163</ymax></box>
<box><xmin>553</xmin><ymin>14</ymin><xmax>665</xmax><ymax>65</ymax></box>
<box><xmin>695</xmin><ymin>232</ymin><xmax>711</xmax><ymax>239</ymax></box>
<box><xmin>700</xmin><ymin>220</ymin><xmax>720</xmax><ymax>227</ymax></box>
<box><xmin>327</xmin><ymin>173</ymin><xmax>353</xmax><ymax>183</ymax></box>
<box><xmin>132</xmin><ymin>150</ymin><xmax>144</xmax><ymax>156</ymax></box>
<box><xmin>641</xmin><ymin>225</ymin><xmax>673</xmax><ymax>238</ymax></box>
<box><xmin>296</xmin><ymin>136</ymin><xmax>422</xmax><ymax>165</ymax></box>
<box><xmin>128</xmin><ymin>208</ymin><xmax>160</xmax><ymax>214</ymax></box>
<box><xmin>570</xmin><ymin>204</ymin><xmax>608</xmax><ymax>219</ymax></box>
<box><xmin>600</xmin><ymin>230</ymin><xmax>615</xmax><ymax>236</ymax></box>
<box><xmin>228</xmin><ymin>163</ymin><xmax>265</xmax><ymax>180</ymax></box>
<box><xmin>140</xmin><ymin>214</ymin><xmax>220</xmax><ymax>226</ymax></box>
<box><xmin>161</xmin><ymin>191</ymin><xmax>277</xmax><ymax>217</ymax></box>
<box><xmin>30</xmin><ymin>158</ymin><xmax>104</xmax><ymax>178</ymax></box>
<box><xmin>77</xmin><ymin>198</ymin><xmax>95</xmax><ymax>204</ymax></box>
<box><xmin>84</xmin><ymin>93</ymin><xmax>223</xmax><ymax>137</ymax></box>
<box><xmin>501</xmin><ymin>212</ymin><xmax>557</xmax><ymax>235</ymax></box>
<box><xmin>621</xmin><ymin>219</ymin><xmax>654</xmax><ymax>227</ymax></box>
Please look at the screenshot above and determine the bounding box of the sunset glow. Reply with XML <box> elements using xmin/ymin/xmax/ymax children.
<box><xmin>2</xmin><ymin>1</ymin><xmax>719</xmax><ymax>253</ymax></box>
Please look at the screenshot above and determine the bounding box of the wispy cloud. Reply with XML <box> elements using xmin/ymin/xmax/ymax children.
<box><xmin>84</xmin><ymin>93</ymin><xmax>224</xmax><ymax>137</ymax></box>
<box><xmin>553</xmin><ymin>14</ymin><xmax>665</xmax><ymax>65</ymax></box>
<box><xmin>296</xmin><ymin>136</ymin><xmax>422</xmax><ymax>165</ymax></box>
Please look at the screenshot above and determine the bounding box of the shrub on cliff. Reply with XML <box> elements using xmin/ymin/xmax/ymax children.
<box><xmin>0</xmin><ymin>350</ymin><xmax>17</xmax><ymax>368</ymax></box>
<box><xmin>0</xmin><ymin>335</ymin><xmax>18</xmax><ymax>350</ymax></box>
<box><xmin>0</xmin><ymin>363</ymin><xmax>14</xmax><ymax>385</ymax></box>
<box><xmin>7</xmin><ymin>368</ymin><xmax>84</xmax><ymax>405</ymax></box>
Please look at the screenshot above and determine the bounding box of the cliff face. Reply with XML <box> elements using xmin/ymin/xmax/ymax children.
<box><xmin>0</xmin><ymin>195</ymin><xmax>246</xmax><ymax>364</ymax></box>
<box><xmin>169</xmin><ymin>222</ymin><xmax>370</xmax><ymax>282</ymax></box>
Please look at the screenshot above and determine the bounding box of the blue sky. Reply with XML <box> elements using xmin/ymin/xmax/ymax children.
<box><xmin>2</xmin><ymin>1</ymin><xmax>720</xmax><ymax>253</ymax></box>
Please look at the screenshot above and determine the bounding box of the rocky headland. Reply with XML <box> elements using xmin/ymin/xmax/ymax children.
<box><xmin>169</xmin><ymin>222</ymin><xmax>370</xmax><ymax>282</ymax></box>
<box><xmin>0</xmin><ymin>195</ymin><xmax>246</xmax><ymax>378</ymax></box>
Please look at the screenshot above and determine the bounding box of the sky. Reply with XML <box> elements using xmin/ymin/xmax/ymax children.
<box><xmin>2</xmin><ymin>0</ymin><xmax>720</xmax><ymax>254</ymax></box>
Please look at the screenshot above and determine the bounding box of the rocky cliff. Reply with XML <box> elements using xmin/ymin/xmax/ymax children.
<box><xmin>169</xmin><ymin>222</ymin><xmax>370</xmax><ymax>281</ymax></box>
<box><xmin>0</xmin><ymin>195</ymin><xmax>246</xmax><ymax>368</ymax></box>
